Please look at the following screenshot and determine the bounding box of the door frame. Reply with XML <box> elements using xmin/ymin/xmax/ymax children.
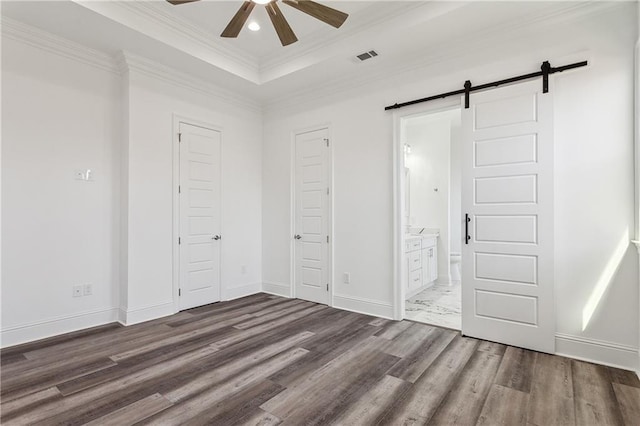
<box><xmin>392</xmin><ymin>99</ymin><xmax>461</xmax><ymax>321</ymax></box>
<box><xmin>172</xmin><ymin>114</ymin><xmax>224</xmax><ymax>313</ymax></box>
<box><xmin>290</xmin><ymin>124</ymin><xmax>334</xmax><ymax>306</ymax></box>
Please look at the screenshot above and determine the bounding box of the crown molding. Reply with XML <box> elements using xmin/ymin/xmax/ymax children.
<box><xmin>258</xmin><ymin>1</ymin><xmax>432</xmax><ymax>82</ymax></box>
<box><xmin>263</xmin><ymin>0</ymin><xmax>623</xmax><ymax>114</ymax></box>
<box><xmin>71</xmin><ymin>0</ymin><xmax>260</xmax><ymax>84</ymax></box>
<box><xmin>126</xmin><ymin>1</ymin><xmax>258</xmax><ymax>70</ymax></box>
<box><xmin>2</xmin><ymin>16</ymin><xmax>260</xmax><ymax>111</ymax></box>
<box><xmin>119</xmin><ymin>51</ymin><xmax>262</xmax><ymax>113</ymax></box>
<box><xmin>1</xmin><ymin>17</ymin><xmax>120</xmax><ymax>75</ymax></box>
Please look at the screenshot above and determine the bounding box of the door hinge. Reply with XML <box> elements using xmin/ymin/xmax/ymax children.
<box><xmin>324</xmin><ymin>138</ymin><xmax>329</xmax><ymax>147</ymax></box>
<box><xmin>178</xmin><ymin>288</ymin><xmax>181</xmax><ymax>296</ymax></box>
<box><xmin>326</xmin><ymin>283</ymin><xmax>329</xmax><ymax>291</ymax></box>
<box><xmin>326</xmin><ymin>187</ymin><xmax>329</xmax><ymax>195</ymax></box>
<box><xmin>326</xmin><ymin>235</ymin><xmax>329</xmax><ymax>243</ymax></box>
<box><xmin>178</xmin><ymin>185</ymin><xmax>181</xmax><ymax>194</ymax></box>
<box><xmin>178</xmin><ymin>133</ymin><xmax>182</xmax><ymax>142</ymax></box>
<box><xmin>178</xmin><ymin>237</ymin><xmax>181</xmax><ymax>245</ymax></box>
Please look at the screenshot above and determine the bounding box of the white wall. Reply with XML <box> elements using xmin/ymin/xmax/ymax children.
<box><xmin>121</xmin><ymin>61</ymin><xmax>263</xmax><ymax>323</ymax></box>
<box><xmin>1</xmin><ymin>38</ymin><xmax>121</xmax><ymax>345</ymax></box>
<box><xmin>263</xmin><ymin>3</ymin><xmax>639</xmax><ymax>369</ymax></box>
<box><xmin>449</xmin><ymin>117</ymin><xmax>462</xmax><ymax>257</ymax></box>
<box><xmin>263</xmin><ymin>98</ymin><xmax>396</xmax><ymax>315</ymax></box>
<box><xmin>1</xmin><ymin>33</ymin><xmax>263</xmax><ymax>343</ymax></box>
<box><xmin>405</xmin><ymin>111</ymin><xmax>453</xmax><ymax>283</ymax></box>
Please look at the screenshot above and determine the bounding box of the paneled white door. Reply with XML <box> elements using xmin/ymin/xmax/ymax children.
<box><xmin>294</xmin><ymin>128</ymin><xmax>330</xmax><ymax>305</ymax></box>
<box><xmin>461</xmin><ymin>80</ymin><xmax>555</xmax><ymax>353</ymax></box>
<box><xmin>179</xmin><ymin>122</ymin><xmax>222</xmax><ymax>310</ymax></box>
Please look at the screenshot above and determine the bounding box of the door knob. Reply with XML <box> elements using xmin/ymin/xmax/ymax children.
<box><xmin>294</xmin><ymin>234</ymin><xmax>302</xmax><ymax>240</ymax></box>
<box><xmin>213</xmin><ymin>235</ymin><xmax>221</xmax><ymax>240</ymax></box>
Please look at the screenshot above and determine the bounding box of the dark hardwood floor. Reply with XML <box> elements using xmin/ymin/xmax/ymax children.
<box><xmin>1</xmin><ymin>293</ymin><xmax>639</xmax><ymax>425</ymax></box>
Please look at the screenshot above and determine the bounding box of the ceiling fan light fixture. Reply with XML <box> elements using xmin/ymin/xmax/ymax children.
<box><xmin>168</xmin><ymin>0</ymin><xmax>349</xmax><ymax>47</ymax></box>
<box><xmin>248</xmin><ymin>21</ymin><xmax>261</xmax><ymax>31</ymax></box>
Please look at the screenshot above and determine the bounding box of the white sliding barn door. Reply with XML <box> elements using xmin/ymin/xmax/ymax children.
<box><xmin>294</xmin><ymin>128</ymin><xmax>330</xmax><ymax>305</ymax></box>
<box><xmin>461</xmin><ymin>80</ymin><xmax>555</xmax><ymax>353</ymax></box>
<box><xmin>179</xmin><ymin>122</ymin><xmax>222</xmax><ymax>311</ymax></box>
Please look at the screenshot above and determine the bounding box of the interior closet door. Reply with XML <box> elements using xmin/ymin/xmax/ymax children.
<box><xmin>294</xmin><ymin>128</ymin><xmax>330</xmax><ymax>305</ymax></box>
<box><xmin>461</xmin><ymin>80</ymin><xmax>555</xmax><ymax>353</ymax></box>
<box><xmin>179</xmin><ymin>122</ymin><xmax>222</xmax><ymax>310</ymax></box>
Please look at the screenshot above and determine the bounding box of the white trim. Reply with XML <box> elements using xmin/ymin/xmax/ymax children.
<box><xmin>290</xmin><ymin>124</ymin><xmax>334</xmax><ymax>307</ymax></box>
<box><xmin>122</xmin><ymin>1</ymin><xmax>257</xmax><ymax>70</ymax></box>
<box><xmin>635</xmin><ymin>34</ymin><xmax>640</xmax><ymax>243</ymax></box>
<box><xmin>172</xmin><ymin>115</ymin><xmax>224</xmax><ymax>314</ymax></box>
<box><xmin>120</xmin><ymin>301</ymin><xmax>174</xmax><ymax>326</ymax></box>
<box><xmin>222</xmin><ymin>283</ymin><xmax>262</xmax><ymax>301</ymax></box>
<box><xmin>262</xmin><ymin>282</ymin><xmax>292</xmax><ymax>298</ymax></box>
<box><xmin>1</xmin><ymin>308</ymin><xmax>119</xmax><ymax>348</ymax></box>
<box><xmin>333</xmin><ymin>294</ymin><xmax>394</xmax><ymax>320</ymax></box>
<box><xmin>1</xmin><ymin>17</ymin><xmax>119</xmax><ymax>74</ymax></box>
<box><xmin>555</xmin><ymin>333</ymin><xmax>639</xmax><ymax>372</ymax></box>
<box><xmin>263</xmin><ymin>1</ymin><xmax>617</xmax><ymax>115</ymax></box>
<box><xmin>72</xmin><ymin>0</ymin><xmax>259</xmax><ymax>83</ymax></box>
<box><xmin>119</xmin><ymin>52</ymin><xmax>261</xmax><ymax>112</ymax></box>
<box><xmin>259</xmin><ymin>2</ymin><xmax>431</xmax><ymax>82</ymax></box>
<box><xmin>436</xmin><ymin>275</ymin><xmax>452</xmax><ymax>286</ymax></box>
<box><xmin>636</xmin><ymin>7</ymin><xmax>640</xmax><ymax>379</ymax></box>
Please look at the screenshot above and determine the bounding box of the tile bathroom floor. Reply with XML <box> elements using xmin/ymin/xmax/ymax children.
<box><xmin>405</xmin><ymin>282</ymin><xmax>461</xmax><ymax>330</ymax></box>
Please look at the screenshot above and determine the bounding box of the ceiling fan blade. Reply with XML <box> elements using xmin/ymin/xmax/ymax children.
<box><xmin>167</xmin><ymin>0</ymin><xmax>200</xmax><ymax>5</ymax></box>
<box><xmin>221</xmin><ymin>1</ymin><xmax>255</xmax><ymax>38</ymax></box>
<box><xmin>267</xmin><ymin>2</ymin><xmax>298</xmax><ymax>46</ymax></box>
<box><xmin>282</xmin><ymin>0</ymin><xmax>348</xmax><ymax>28</ymax></box>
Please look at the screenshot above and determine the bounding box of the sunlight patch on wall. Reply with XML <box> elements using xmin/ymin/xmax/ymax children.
<box><xmin>582</xmin><ymin>230</ymin><xmax>630</xmax><ymax>331</ymax></box>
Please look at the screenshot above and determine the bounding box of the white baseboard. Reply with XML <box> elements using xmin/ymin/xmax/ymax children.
<box><xmin>555</xmin><ymin>333</ymin><xmax>639</xmax><ymax>372</ymax></box>
<box><xmin>1</xmin><ymin>307</ymin><xmax>119</xmax><ymax>348</ymax></box>
<box><xmin>333</xmin><ymin>294</ymin><xmax>394</xmax><ymax>319</ymax></box>
<box><xmin>262</xmin><ymin>281</ymin><xmax>291</xmax><ymax>298</ymax></box>
<box><xmin>120</xmin><ymin>301</ymin><xmax>174</xmax><ymax>326</ymax></box>
<box><xmin>437</xmin><ymin>274</ymin><xmax>451</xmax><ymax>285</ymax></box>
<box><xmin>223</xmin><ymin>282</ymin><xmax>262</xmax><ymax>301</ymax></box>
<box><xmin>406</xmin><ymin>282</ymin><xmax>435</xmax><ymax>299</ymax></box>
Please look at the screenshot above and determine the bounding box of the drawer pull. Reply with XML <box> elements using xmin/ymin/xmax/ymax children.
<box><xmin>413</xmin><ymin>278</ymin><xmax>420</xmax><ymax>282</ymax></box>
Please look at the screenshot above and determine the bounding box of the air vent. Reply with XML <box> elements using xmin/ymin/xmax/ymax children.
<box><xmin>356</xmin><ymin>50</ymin><xmax>379</xmax><ymax>62</ymax></box>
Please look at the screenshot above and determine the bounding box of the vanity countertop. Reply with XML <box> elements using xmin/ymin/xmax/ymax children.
<box><xmin>404</xmin><ymin>228</ymin><xmax>440</xmax><ymax>240</ymax></box>
<box><xmin>405</xmin><ymin>232</ymin><xmax>439</xmax><ymax>240</ymax></box>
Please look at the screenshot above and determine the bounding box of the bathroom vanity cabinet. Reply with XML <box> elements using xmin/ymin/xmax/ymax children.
<box><xmin>405</xmin><ymin>235</ymin><xmax>438</xmax><ymax>298</ymax></box>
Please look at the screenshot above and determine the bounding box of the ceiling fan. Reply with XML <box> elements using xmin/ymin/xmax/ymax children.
<box><xmin>167</xmin><ymin>0</ymin><xmax>349</xmax><ymax>46</ymax></box>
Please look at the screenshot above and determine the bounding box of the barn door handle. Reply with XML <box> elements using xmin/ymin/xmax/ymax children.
<box><xmin>213</xmin><ymin>235</ymin><xmax>221</xmax><ymax>241</ymax></box>
<box><xmin>294</xmin><ymin>234</ymin><xmax>302</xmax><ymax>240</ymax></box>
<box><xmin>465</xmin><ymin>214</ymin><xmax>471</xmax><ymax>244</ymax></box>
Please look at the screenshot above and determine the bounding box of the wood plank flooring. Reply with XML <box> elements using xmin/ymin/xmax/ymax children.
<box><xmin>1</xmin><ymin>293</ymin><xmax>639</xmax><ymax>425</ymax></box>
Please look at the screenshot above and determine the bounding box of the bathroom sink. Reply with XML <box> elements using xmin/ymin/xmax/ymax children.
<box><xmin>407</xmin><ymin>232</ymin><xmax>439</xmax><ymax>238</ymax></box>
<box><xmin>407</xmin><ymin>228</ymin><xmax>440</xmax><ymax>238</ymax></box>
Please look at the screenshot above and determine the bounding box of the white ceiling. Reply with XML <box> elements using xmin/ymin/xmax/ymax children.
<box><xmin>1</xmin><ymin>1</ymin><xmax>595</xmax><ymax>104</ymax></box>
<box><xmin>160</xmin><ymin>1</ymin><xmax>377</xmax><ymax>60</ymax></box>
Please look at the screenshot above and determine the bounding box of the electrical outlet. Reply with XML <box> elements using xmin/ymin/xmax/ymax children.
<box><xmin>343</xmin><ymin>272</ymin><xmax>350</xmax><ymax>284</ymax></box>
<box><xmin>83</xmin><ymin>284</ymin><xmax>93</xmax><ymax>296</ymax></box>
<box><xmin>72</xmin><ymin>285</ymin><xmax>83</xmax><ymax>297</ymax></box>
<box><xmin>241</xmin><ymin>265</ymin><xmax>247</xmax><ymax>275</ymax></box>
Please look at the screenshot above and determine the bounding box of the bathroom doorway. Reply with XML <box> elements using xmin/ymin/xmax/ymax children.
<box><xmin>399</xmin><ymin>107</ymin><xmax>462</xmax><ymax>330</ymax></box>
